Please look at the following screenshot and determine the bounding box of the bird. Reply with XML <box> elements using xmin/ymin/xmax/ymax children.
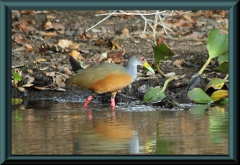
<box><xmin>66</xmin><ymin>55</ymin><xmax>155</xmax><ymax>108</ymax></box>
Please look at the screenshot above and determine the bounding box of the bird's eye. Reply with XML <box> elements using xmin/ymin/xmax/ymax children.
<box><xmin>141</xmin><ymin>58</ymin><xmax>145</xmax><ymax>61</ymax></box>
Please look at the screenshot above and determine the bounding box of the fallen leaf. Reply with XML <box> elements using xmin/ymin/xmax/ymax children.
<box><xmin>57</xmin><ymin>39</ymin><xmax>72</xmax><ymax>49</ymax></box>
<box><xmin>22</xmin><ymin>83</ymin><xmax>34</xmax><ymax>87</ymax></box>
<box><xmin>34</xmin><ymin>58</ymin><xmax>47</xmax><ymax>63</ymax></box>
<box><xmin>55</xmin><ymin>75</ymin><xmax>65</xmax><ymax>87</ymax></box>
<box><xmin>18</xmin><ymin>87</ymin><xmax>26</xmax><ymax>92</ymax></box>
<box><xmin>46</xmin><ymin>15</ymin><xmax>56</xmax><ymax>19</ymax></box>
<box><xmin>69</xmin><ymin>50</ymin><xmax>85</xmax><ymax>62</ymax></box>
<box><xmin>108</xmin><ymin>51</ymin><xmax>122</xmax><ymax>63</ymax></box>
<box><xmin>52</xmin><ymin>22</ymin><xmax>65</xmax><ymax>30</ymax></box>
<box><xmin>21</xmin><ymin>19</ymin><xmax>35</xmax><ymax>26</ymax></box>
<box><xmin>27</xmin><ymin>69</ymin><xmax>33</xmax><ymax>74</ymax></box>
<box><xmin>63</xmin><ymin>67</ymin><xmax>72</xmax><ymax>76</ymax></box>
<box><xmin>19</xmin><ymin>10</ymin><xmax>37</xmax><ymax>15</ymax></box>
<box><xmin>45</xmin><ymin>72</ymin><xmax>55</xmax><ymax>77</ymax></box>
<box><xmin>34</xmin><ymin>86</ymin><xmax>50</xmax><ymax>90</ymax></box>
<box><xmin>69</xmin><ymin>43</ymin><xmax>79</xmax><ymax>50</ymax></box>
<box><xmin>17</xmin><ymin>23</ymin><xmax>35</xmax><ymax>32</ymax></box>
<box><xmin>42</xmin><ymin>20</ymin><xmax>53</xmax><ymax>30</ymax></box>
<box><xmin>13</xmin><ymin>34</ymin><xmax>26</xmax><ymax>44</ymax></box>
<box><xmin>173</xmin><ymin>60</ymin><xmax>184</xmax><ymax>68</ymax></box>
<box><xmin>39</xmin><ymin>31</ymin><xmax>57</xmax><ymax>37</ymax></box>
<box><xmin>24</xmin><ymin>44</ymin><xmax>34</xmax><ymax>53</ymax></box>
<box><xmin>122</xmin><ymin>27</ymin><xmax>130</xmax><ymax>37</ymax></box>
<box><xmin>110</xmin><ymin>40</ymin><xmax>121</xmax><ymax>50</ymax></box>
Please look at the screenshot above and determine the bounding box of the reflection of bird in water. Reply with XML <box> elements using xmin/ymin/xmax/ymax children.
<box><xmin>75</xmin><ymin>118</ymin><xmax>140</xmax><ymax>154</ymax></box>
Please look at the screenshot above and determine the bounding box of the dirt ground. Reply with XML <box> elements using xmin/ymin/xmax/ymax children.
<box><xmin>11</xmin><ymin>10</ymin><xmax>228</xmax><ymax>107</ymax></box>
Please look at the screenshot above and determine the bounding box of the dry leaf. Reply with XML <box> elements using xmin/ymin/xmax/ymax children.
<box><xmin>18</xmin><ymin>87</ymin><xmax>26</xmax><ymax>92</ymax></box>
<box><xmin>34</xmin><ymin>58</ymin><xmax>47</xmax><ymax>63</ymax></box>
<box><xmin>108</xmin><ymin>51</ymin><xmax>122</xmax><ymax>63</ymax></box>
<box><xmin>63</xmin><ymin>67</ymin><xmax>72</xmax><ymax>76</ymax></box>
<box><xmin>21</xmin><ymin>19</ymin><xmax>35</xmax><ymax>26</ymax></box>
<box><xmin>46</xmin><ymin>15</ymin><xmax>56</xmax><ymax>19</ymax></box>
<box><xmin>27</xmin><ymin>69</ymin><xmax>33</xmax><ymax>74</ymax></box>
<box><xmin>24</xmin><ymin>44</ymin><xmax>34</xmax><ymax>53</ymax></box>
<box><xmin>42</xmin><ymin>20</ymin><xmax>53</xmax><ymax>30</ymax></box>
<box><xmin>34</xmin><ymin>86</ymin><xmax>50</xmax><ymax>90</ymax></box>
<box><xmin>39</xmin><ymin>31</ymin><xmax>57</xmax><ymax>37</ymax></box>
<box><xmin>69</xmin><ymin>43</ymin><xmax>79</xmax><ymax>50</ymax></box>
<box><xmin>110</xmin><ymin>40</ymin><xmax>121</xmax><ymax>50</ymax></box>
<box><xmin>173</xmin><ymin>60</ymin><xmax>184</xmax><ymax>68</ymax></box>
<box><xmin>100</xmin><ymin>52</ymin><xmax>108</xmax><ymax>62</ymax></box>
<box><xmin>17</xmin><ymin>23</ymin><xmax>35</xmax><ymax>32</ymax></box>
<box><xmin>13</xmin><ymin>34</ymin><xmax>26</xmax><ymax>44</ymax></box>
<box><xmin>52</xmin><ymin>23</ymin><xmax>65</xmax><ymax>30</ymax></box>
<box><xmin>22</xmin><ymin>83</ymin><xmax>34</xmax><ymax>87</ymax></box>
<box><xmin>57</xmin><ymin>39</ymin><xmax>72</xmax><ymax>49</ymax></box>
<box><xmin>122</xmin><ymin>27</ymin><xmax>129</xmax><ymax>37</ymax></box>
<box><xmin>45</xmin><ymin>72</ymin><xmax>55</xmax><ymax>77</ymax></box>
<box><xmin>19</xmin><ymin>10</ymin><xmax>36</xmax><ymax>15</ymax></box>
<box><xmin>69</xmin><ymin>50</ymin><xmax>85</xmax><ymax>62</ymax></box>
<box><xmin>56</xmin><ymin>75</ymin><xmax>65</xmax><ymax>87</ymax></box>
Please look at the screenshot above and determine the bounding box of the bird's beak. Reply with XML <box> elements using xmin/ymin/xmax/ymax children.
<box><xmin>143</xmin><ymin>62</ymin><xmax>155</xmax><ymax>74</ymax></box>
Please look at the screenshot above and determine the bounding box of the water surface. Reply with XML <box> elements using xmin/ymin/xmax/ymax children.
<box><xmin>12</xmin><ymin>101</ymin><xmax>228</xmax><ymax>155</ymax></box>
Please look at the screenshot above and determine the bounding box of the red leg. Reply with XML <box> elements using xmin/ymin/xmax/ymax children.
<box><xmin>110</xmin><ymin>92</ymin><xmax>117</xmax><ymax>108</ymax></box>
<box><xmin>83</xmin><ymin>95</ymin><xmax>93</xmax><ymax>108</ymax></box>
<box><xmin>110</xmin><ymin>98</ymin><xmax>115</xmax><ymax>107</ymax></box>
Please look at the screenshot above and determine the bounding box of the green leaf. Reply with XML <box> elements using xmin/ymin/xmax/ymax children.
<box><xmin>153</xmin><ymin>43</ymin><xmax>174</xmax><ymax>63</ymax></box>
<box><xmin>219</xmin><ymin>98</ymin><xmax>228</xmax><ymax>105</ymax></box>
<box><xmin>143</xmin><ymin>87</ymin><xmax>166</xmax><ymax>103</ymax></box>
<box><xmin>12</xmin><ymin>72</ymin><xmax>22</xmax><ymax>82</ymax></box>
<box><xmin>204</xmin><ymin>78</ymin><xmax>228</xmax><ymax>91</ymax></box>
<box><xmin>217</xmin><ymin>53</ymin><xmax>228</xmax><ymax>65</ymax></box>
<box><xmin>207</xmin><ymin>28</ymin><xmax>228</xmax><ymax>58</ymax></box>
<box><xmin>12</xmin><ymin>98</ymin><xmax>23</xmax><ymax>105</ymax></box>
<box><xmin>213</xmin><ymin>62</ymin><xmax>228</xmax><ymax>73</ymax></box>
<box><xmin>188</xmin><ymin>88</ymin><xmax>213</xmax><ymax>103</ymax></box>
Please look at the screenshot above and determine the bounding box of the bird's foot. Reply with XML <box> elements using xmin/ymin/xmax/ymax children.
<box><xmin>83</xmin><ymin>95</ymin><xmax>94</xmax><ymax>108</ymax></box>
<box><xmin>110</xmin><ymin>98</ymin><xmax>115</xmax><ymax>108</ymax></box>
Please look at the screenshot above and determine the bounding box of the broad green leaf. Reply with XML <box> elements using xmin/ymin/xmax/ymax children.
<box><xmin>210</xmin><ymin>90</ymin><xmax>228</xmax><ymax>102</ymax></box>
<box><xmin>153</xmin><ymin>43</ymin><xmax>174</xmax><ymax>63</ymax></box>
<box><xmin>12</xmin><ymin>72</ymin><xmax>22</xmax><ymax>82</ymax></box>
<box><xmin>218</xmin><ymin>53</ymin><xmax>228</xmax><ymax>65</ymax></box>
<box><xmin>207</xmin><ymin>28</ymin><xmax>228</xmax><ymax>58</ymax></box>
<box><xmin>213</xmin><ymin>62</ymin><xmax>228</xmax><ymax>73</ymax></box>
<box><xmin>219</xmin><ymin>98</ymin><xmax>228</xmax><ymax>105</ymax></box>
<box><xmin>188</xmin><ymin>88</ymin><xmax>213</xmax><ymax>103</ymax></box>
<box><xmin>143</xmin><ymin>87</ymin><xmax>166</xmax><ymax>103</ymax></box>
<box><xmin>205</xmin><ymin>78</ymin><xmax>228</xmax><ymax>91</ymax></box>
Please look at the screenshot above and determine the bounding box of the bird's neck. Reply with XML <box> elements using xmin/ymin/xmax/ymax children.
<box><xmin>125</xmin><ymin>59</ymin><xmax>138</xmax><ymax>82</ymax></box>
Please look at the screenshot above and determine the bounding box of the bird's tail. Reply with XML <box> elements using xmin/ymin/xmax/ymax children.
<box><xmin>69</xmin><ymin>56</ymin><xmax>83</xmax><ymax>73</ymax></box>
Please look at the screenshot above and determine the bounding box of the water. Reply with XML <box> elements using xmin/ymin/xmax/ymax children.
<box><xmin>12</xmin><ymin>101</ymin><xmax>228</xmax><ymax>155</ymax></box>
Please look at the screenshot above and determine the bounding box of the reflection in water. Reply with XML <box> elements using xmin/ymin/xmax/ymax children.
<box><xmin>12</xmin><ymin>101</ymin><xmax>228</xmax><ymax>155</ymax></box>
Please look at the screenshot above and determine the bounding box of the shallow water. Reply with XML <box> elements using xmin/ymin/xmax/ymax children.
<box><xmin>12</xmin><ymin>101</ymin><xmax>228</xmax><ymax>155</ymax></box>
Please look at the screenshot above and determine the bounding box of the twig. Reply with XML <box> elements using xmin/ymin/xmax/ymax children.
<box><xmin>85</xmin><ymin>10</ymin><xmax>117</xmax><ymax>32</ymax></box>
